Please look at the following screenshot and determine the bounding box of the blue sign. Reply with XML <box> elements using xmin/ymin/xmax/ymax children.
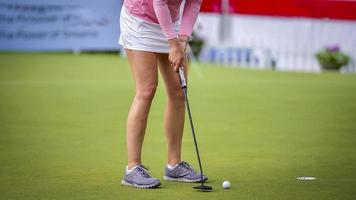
<box><xmin>0</xmin><ymin>0</ymin><xmax>123</xmax><ymax>51</ymax></box>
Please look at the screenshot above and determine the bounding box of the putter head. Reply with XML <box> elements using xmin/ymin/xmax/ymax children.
<box><xmin>193</xmin><ymin>185</ymin><xmax>213</xmax><ymax>192</ymax></box>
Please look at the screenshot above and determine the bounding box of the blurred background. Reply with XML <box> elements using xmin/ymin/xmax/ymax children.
<box><xmin>1</xmin><ymin>0</ymin><xmax>356</xmax><ymax>72</ymax></box>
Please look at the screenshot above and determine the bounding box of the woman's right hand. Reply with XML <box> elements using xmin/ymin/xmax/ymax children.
<box><xmin>168</xmin><ymin>38</ymin><xmax>185</xmax><ymax>72</ymax></box>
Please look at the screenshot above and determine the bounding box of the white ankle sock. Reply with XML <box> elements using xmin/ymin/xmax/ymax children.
<box><xmin>167</xmin><ymin>163</ymin><xmax>179</xmax><ymax>170</ymax></box>
<box><xmin>126</xmin><ymin>165</ymin><xmax>138</xmax><ymax>174</ymax></box>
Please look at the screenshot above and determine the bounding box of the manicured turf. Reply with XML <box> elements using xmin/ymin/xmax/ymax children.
<box><xmin>1</xmin><ymin>53</ymin><xmax>356</xmax><ymax>200</ymax></box>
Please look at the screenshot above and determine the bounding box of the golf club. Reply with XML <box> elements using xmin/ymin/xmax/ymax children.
<box><xmin>177</xmin><ymin>67</ymin><xmax>212</xmax><ymax>192</ymax></box>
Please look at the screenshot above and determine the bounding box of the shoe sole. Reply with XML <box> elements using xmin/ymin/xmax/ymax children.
<box><xmin>121</xmin><ymin>180</ymin><xmax>161</xmax><ymax>189</ymax></box>
<box><xmin>163</xmin><ymin>176</ymin><xmax>208</xmax><ymax>183</ymax></box>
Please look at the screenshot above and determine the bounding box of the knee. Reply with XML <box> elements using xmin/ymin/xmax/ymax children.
<box><xmin>167</xmin><ymin>86</ymin><xmax>185</xmax><ymax>103</ymax></box>
<box><xmin>135</xmin><ymin>84</ymin><xmax>157</xmax><ymax>102</ymax></box>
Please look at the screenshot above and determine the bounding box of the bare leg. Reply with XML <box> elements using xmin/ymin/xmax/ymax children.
<box><xmin>157</xmin><ymin>53</ymin><xmax>187</xmax><ymax>166</ymax></box>
<box><xmin>126</xmin><ymin>49</ymin><xmax>158</xmax><ymax>169</ymax></box>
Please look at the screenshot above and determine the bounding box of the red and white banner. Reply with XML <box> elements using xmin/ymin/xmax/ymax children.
<box><xmin>195</xmin><ymin>0</ymin><xmax>356</xmax><ymax>72</ymax></box>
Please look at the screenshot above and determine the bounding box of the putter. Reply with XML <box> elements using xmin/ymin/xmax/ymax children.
<box><xmin>177</xmin><ymin>67</ymin><xmax>212</xmax><ymax>192</ymax></box>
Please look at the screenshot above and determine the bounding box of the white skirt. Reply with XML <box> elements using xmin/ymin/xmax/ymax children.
<box><xmin>119</xmin><ymin>6</ymin><xmax>179</xmax><ymax>53</ymax></box>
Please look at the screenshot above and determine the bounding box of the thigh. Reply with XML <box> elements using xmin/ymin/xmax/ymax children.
<box><xmin>126</xmin><ymin>49</ymin><xmax>158</xmax><ymax>91</ymax></box>
<box><xmin>157</xmin><ymin>53</ymin><xmax>188</xmax><ymax>93</ymax></box>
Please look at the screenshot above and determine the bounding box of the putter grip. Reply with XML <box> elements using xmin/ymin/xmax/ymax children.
<box><xmin>178</xmin><ymin>67</ymin><xmax>187</xmax><ymax>88</ymax></box>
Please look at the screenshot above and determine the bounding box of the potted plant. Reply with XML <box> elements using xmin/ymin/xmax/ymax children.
<box><xmin>316</xmin><ymin>45</ymin><xmax>350</xmax><ymax>70</ymax></box>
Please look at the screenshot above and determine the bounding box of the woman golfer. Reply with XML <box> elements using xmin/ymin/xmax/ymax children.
<box><xmin>119</xmin><ymin>0</ymin><xmax>207</xmax><ymax>188</ymax></box>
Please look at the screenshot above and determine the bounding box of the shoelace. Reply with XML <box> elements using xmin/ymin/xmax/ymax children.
<box><xmin>136</xmin><ymin>165</ymin><xmax>150</xmax><ymax>178</ymax></box>
<box><xmin>180</xmin><ymin>161</ymin><xmax>196</xmax><ymax>173</ymax></box>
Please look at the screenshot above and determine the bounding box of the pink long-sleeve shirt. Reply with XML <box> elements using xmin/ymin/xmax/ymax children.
<box><xmin>124</xmin><ymin>0</ymin><xmax>202</xmax><ymax>39</ymax></box>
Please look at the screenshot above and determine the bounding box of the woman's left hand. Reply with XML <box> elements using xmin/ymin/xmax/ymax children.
<box><xmin>167</xmin><ymin>35</ymin><xmax>189</xmax><ymax>72</ymax></box>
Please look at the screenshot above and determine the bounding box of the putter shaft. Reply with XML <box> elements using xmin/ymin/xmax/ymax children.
<box><xmin>178</xmin><ymin>67</ymin><xmax>205</xmax><ymax>187</ymax></box>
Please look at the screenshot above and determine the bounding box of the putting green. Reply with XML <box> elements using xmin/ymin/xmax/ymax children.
<box><xmin>1</xmin><ymin>53</ymin><xmax>356</xmax><ymax>199</ymax></box>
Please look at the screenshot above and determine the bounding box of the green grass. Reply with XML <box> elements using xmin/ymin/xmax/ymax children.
<box><xmin>1</xmin><ymin>53</ymin><xmax>356</xmax><ymax>200</ymax></box>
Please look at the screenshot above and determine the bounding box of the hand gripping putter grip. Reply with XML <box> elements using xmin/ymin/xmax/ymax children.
<box><xmin>177</xmin><ymin>67</ymin><xmax>212</xmax><ymax>192</ymax></box>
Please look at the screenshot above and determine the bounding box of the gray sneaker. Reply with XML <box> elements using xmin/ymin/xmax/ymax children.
<box><xmin>121</xmin><ymin>165</ymin><xmax>161</xmax><ymax>189</ymax></box>
<box><xmin>163</xmin><ymin>161</ymin><xmax>208</xmax><ymax>183</ymax></box>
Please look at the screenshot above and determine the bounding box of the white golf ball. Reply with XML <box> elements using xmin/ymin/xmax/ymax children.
<box><xmin>222</xmin><ymin>181</ymin><xmax>231</xmax><ymax>189</ymax></box>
